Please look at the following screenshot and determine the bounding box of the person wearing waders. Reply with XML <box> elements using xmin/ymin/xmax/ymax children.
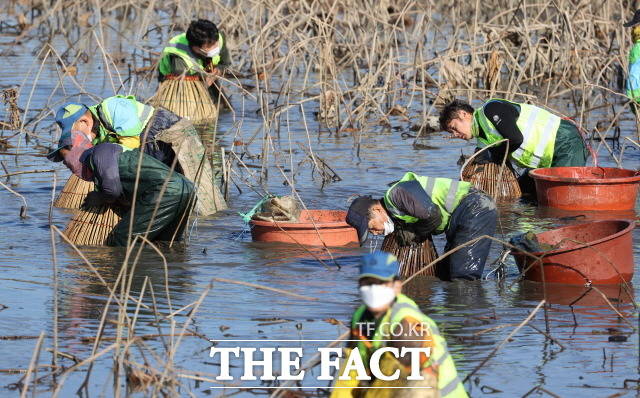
<box><xmin>439</xmin><ymin>99</ymin><xmax>589</xmax><ymax>194</ymax></box>
<box><xmin>624</xmin><ymin>10</ymin><xmax>640</xmax><ymax>112</ymax></box>
<box><xmin>331</xmin><ymin>252</ymin><xmax>468</xmax><ymax>397</ymax></box>
<box><xmin>54</xmin><ymin>96</ymin><xmax>183</xmax><ymax>167</ymax></box>
<box><xmin>345</xmin><ymin>172</ymin><xmax>497</xmax><ymax>280</ymax></box>
<box><xmin>48</xmin><ymin>132</ymin><xmax>195</xmax><ymax>246</ymax></box>
<box><xmin>53</xmin><ymin>96</ymin><xmax>225</xmax><ymax>216</ymax></box>
<box><xmin>158</xmin><ymin>19</ymin><xmax>232</xmax><ymax>107</ymax></box>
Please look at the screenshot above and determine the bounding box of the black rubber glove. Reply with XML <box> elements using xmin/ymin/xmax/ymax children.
<box><xmin>82</xmin><ymin>191</ymin><xmax>107</xmax><ymax>209</ymax></box>
<box><xmin>395</xmin><ymin>225</ymin><xmax>421</xmax><ymax>247</ymax></box>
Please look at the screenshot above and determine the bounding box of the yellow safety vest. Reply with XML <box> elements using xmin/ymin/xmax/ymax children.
<box><xmin>158</xmin><ymin>32</ymin><xmax>224</xmax><ymax>76</ymax></box>
<box><xmin>472</xmin><ymin>99</ymin><xmax>560</xmax><ymax>168</ymax></box>
<box><xmin>351</xmin><ymin>294</ymin><xmax>468</xmax><ymax>397</ymax></box>
<box><xmin>384</xmin><ymin>172</ymin><xmax>471</xmax><ymax>234</ymax></box>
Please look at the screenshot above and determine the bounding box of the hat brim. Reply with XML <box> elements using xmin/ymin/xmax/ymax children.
<box><xmin>358</xmin><ymin>273</ymin><xmax>395</xmax><ymax>281</ymax></box>
<box><xmin>46</xmin><ymin>147</ymin><xmax>65</xmax><ymax>162</ymax></box>
<box><xmin>346</xmin><ymin>207</ymin><xmax>369</xmax><ymax>246</ymax></box>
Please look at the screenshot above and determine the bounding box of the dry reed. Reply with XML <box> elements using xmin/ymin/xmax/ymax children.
<box><xmin>381</xmin><ymin>233</ymin><xmax>439</xmax><ymax>277</ymax></box>
<box><xmin>461</xmin><ymin>161</ymin><xmax>522</xmax><ymax>200</ymax></box>
<box><xmin>63</xmin><ymin>205</ymin><xmax>123</xmax><ymax>246</ymax></box>
<box><xmin>149</xmin><ymin>76</ymin><xmax>218</xmax><ymax>123</ymax></box>
<box><xmin>53</xmin><ymin>174</ymin><xmax>95</xmax><ymax>209</ymax></box>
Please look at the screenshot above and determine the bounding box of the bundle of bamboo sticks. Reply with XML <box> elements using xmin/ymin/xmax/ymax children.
<box><xmin>150</xmin><ymin>75</ymin><xmax>218</xmax><ymax>123</ymax></box>
<box><xmin>461</xmin><ymin>162</ymin><xmax>522</xmax><ymax>200</ymax></box>
<box><xmin>53</xmin><ymin>174</ymin><xmax>95</xmax><ymax>209</ymax></box>
<box><xmin>64</xmin><ymin>205</ymin><xmax>123</xmax><ymax>246</ymax></box>
<box><xmin>381</xmin><ymin>233</ymin><xmax>439</xmax><ymax>278</ymax></box>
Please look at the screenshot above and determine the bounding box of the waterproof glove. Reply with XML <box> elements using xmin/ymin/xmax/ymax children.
<box><xmin>82</xmin><ymin>191</ymin><xmax>107</xmax><ymax>208</ymax></box>
<box><xmin>395</xmin><ymin>224</ymin><xmax>428</xmax><ymax>246</ymax></box>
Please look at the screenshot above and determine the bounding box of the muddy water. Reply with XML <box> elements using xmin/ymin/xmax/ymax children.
<box><xmin>0</xmin><ymin>33</ymin><xmax>639</xmax><ymax>397</ymax></box>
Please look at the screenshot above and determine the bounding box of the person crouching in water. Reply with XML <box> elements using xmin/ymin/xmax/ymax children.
<box><xmin>332</xmin><ymin>252</ymin><xmax>468</xmax><ymax>397</ymax></box>
<box><xmin>439</xmin><ymin>99</ymin><xmax>590</xmax><ymax>193</ymax></box>
<box><xmin>48</xmin><ymin>131</ymin><xmax>195</xmax><ymax>246</ymax></box>
<box><xmin>346</xmin><ymin>172</ymin><xmax>497</xmax><ymax>280</ymax></box>
<box><xmin>158</xmin><ymin>19</ymin><xmax>231</xmax><ymax>106</ymax></box>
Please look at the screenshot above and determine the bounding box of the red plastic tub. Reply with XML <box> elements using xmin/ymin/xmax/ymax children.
<box><xmin>530</xmin><ymin>167</ymin><xmax>640</xmax><ymax>210</ymax></box>
<box><xmin>512</xmin><ymin>220</ymin><xmax>635</xmax><ymax>285</ymax></box>
<box><xmin>250</xmin><ymin>210</ymin><xmax>358</xmax><ymax>246</ymax></box>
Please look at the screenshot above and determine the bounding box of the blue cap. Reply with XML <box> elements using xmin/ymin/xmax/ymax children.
<box><xmin>55</xmin><ymin>102</ymin><xmax>89</xmax><ymax>135</ymax></box>
<box><xmin>48</xmin><ymin>103</ymin><xmax>89</xmax><ymax>162</ymax></box>
<box><xmin>359</xmin><ymin>252</ymin><xmax>399</xmax><ymax>281</ymax></box>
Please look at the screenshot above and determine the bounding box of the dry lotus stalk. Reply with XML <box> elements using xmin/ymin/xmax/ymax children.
<box><xmin>63</xmin><ymin>205</ymin><xmax>124</xmax><ymax>246</ymax></box>
<box><xmin>461</xmin><ymin>162</ymin><xmax>522</xmax><ymax>200</ymax></box>
<box><xmin>381</xmin><ymin>233</ymin><xmax>439</xmax><ymax>278</ymax></box>
<box><xmin>150</xmin><ymin>76</ymin><xmax>218</xmax><ymax>123</ymax></box>
<box><xmin>484</xmin><ymin>50</ymin><xmax>503</xmax><ymax>93</ymax></box>
<box><xmin>53</xmin><ymin>174</ymin><xmax>95</xmax><ymax>209</ymax></box>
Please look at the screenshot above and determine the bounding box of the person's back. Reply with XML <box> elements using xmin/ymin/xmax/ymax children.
<box><xmin>82</xmin><ymin>143</ymin><xmax>195</xmax><ymax>245</ymax></box>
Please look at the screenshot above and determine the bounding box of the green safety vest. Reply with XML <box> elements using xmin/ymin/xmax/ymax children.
<box><xmin>627</xmin><ymin>42</ymin><xmax>640</xmax><ymax>102</ymax></box>
<box><xmin>158</xmin><ymin>32</ymin><xmax>224</xmax><ymax>76</ymax></box>
<box><xmin>472</xmin><ymin>99</ymin><xmax>560</xmax><ymax>168</ymax></box>
<box><xmin>351</xmin><ymin>294</ymin><xmax>468</xmax><ymax>398</ymax></box>
<box><xmin>383</xmin><ymin>172</ymin><xmax>470</xmax><ymax>234</ymax></box>
<box><xmin>88</xmin><ymin>95</ymin><xmax>155</xmax><ymax>147</ymax></box>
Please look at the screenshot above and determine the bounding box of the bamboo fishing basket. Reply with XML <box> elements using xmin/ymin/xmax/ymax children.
<box><xmin>381</xmin><ymin>233</ymin><xmax>439</xmax><ymax>278</ymax></box>
<box><xmin>53</xmin><ymin>174</ymin><xmax>95</xmax><ymax>209</ymax></box>
<box><xmin>150</xmin><ymin>75</ymin><xmax>218</xmax><ymax>123</ymax></box>
<box><xmin>461</xmin><ymin>161</ymin><xmax>522</xmax><ymax>200</ymax></box>
<box><xmin>63</xmin><ymin>205</ymin><xmax>124</xmax><ymax>246</ymax></box>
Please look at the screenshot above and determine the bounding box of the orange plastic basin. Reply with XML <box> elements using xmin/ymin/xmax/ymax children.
<box><xmin>530</xmin><ymin>167</ymin><xmax>640</xmax><ymax>210</ymax></box>
<box><xmin>512</xmin><ymin>220</ymin><xmax>635</xmax><ymax>285</ymax></box>
<box><xmin>249</xmin><ymin>210</ymin><xmax>359</xmax><ymax>246</ymax></box>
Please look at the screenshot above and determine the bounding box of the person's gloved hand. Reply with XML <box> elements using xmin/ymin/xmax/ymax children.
<box><xmin>395</xmin><ymin>226</ymin><xmax>419</xmax><ymax>246</ymax></box>
<box><xmin>472</xmin><ymin>147</ymin><xmax>493</xmax><ymax>165</ymax></box>
<box><xmin>82</xmin><ymin>191</ymin><xmax>106</xmax><ymax>209</ymax></box>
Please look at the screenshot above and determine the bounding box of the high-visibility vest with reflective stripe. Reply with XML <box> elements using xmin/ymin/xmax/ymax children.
<box><xmin>472</xmin><ymin>99</ymin><xmax>560</xmax><ymax>168</ymax></box>
<box><xmin>351</xmin><ymin>294</ymin><xmax>468</xmax><ymax>398</ymax></box>
<box><xmin>88</xmin><ymin>95</ymin><xmax>154</xmax><ymax>149</ymax></box>
<box><xmin>158</xmin><ymin>32</ymin><xmax>224</xmax><ymax>76</ymax></box>
<box><xmin>383</xmin><ymin>172</ymin><xmax>470</xmax><ymax>234</ymax></box>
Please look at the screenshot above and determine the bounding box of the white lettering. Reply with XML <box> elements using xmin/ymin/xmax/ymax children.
<box><xmin>401</xmin><ymin>347</ymin><xmax>432</xmax><ymax>380</ymax></box>
<box><xmin>240</xmin><ymin>348</ymin><xmax>276</xmax><ymax>381</ymax></box>
<box><xmin>339</xmin><ymin>348</ymin><xmax>370</xmax><ymax>381</ymax></box>
<box><xmin>279</xmin><ymin>347</ymin><xmax>305</xmax><ymax>380</ymax></box>
<box><xmin>370</xmin><ymin>347</ymin><xmax>400</xmax><ymax>381</ymax></box>
<box><xmin>209</xmin><ymin>347</ymin><xmax>240</xmax><ymax>380</ymax></box>
<box><xmin>317</xmin><ymin>347</ymin><xmax>342</xmax><ymax>380</ymax></box>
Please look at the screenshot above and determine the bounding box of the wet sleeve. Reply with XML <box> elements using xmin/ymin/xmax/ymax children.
<box><xmin>389</xmin><ymin>181</ymin><xmax>441</xmax><ymax>237</ymax></box>
<box><xmin>90</xmin><ymin>144</ymin><xmax>123</xmax><ymax>202</ymax></box>
<box><xmin>483</xmin><ymin>101</ymin><xmax>523</xmax><ymax>155</ymax></box>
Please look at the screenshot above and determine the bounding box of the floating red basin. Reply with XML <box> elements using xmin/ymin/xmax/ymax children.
<box><xmin>512</xmin><ymin>220</ymin><xmax>635</xmax><ymax>285</ymax></box>
<box><xmin>530</xmin><ymin>167</ymin><xmax>640</xmax><ymax>210</ymax></box>
<box><xmin>249</xmin><ymin>210</ymin><xmax>358</xmax><ymax>246</ymax></box>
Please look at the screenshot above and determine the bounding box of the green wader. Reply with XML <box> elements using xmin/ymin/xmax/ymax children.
<box><xmin>550</xmin><ymin>119</ymin><xmax>588</xmax><ymax>167</ymax></box>
<box><xmin>110</xmin><ymin>150</ymin><xmax>195</xmax><ymax>246</ymax></box>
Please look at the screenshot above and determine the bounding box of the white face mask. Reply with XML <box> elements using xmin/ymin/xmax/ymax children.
<box><xmin>205</xmin><ymin>46</ymin><xmax>220</xmax><ymax>58</ymax></box>
<box><xmin>359</xmin><ymin>284</ymin><xmax>396</xmax><ymax>310</ymax></box>
<box><xmin>383</xmin><ymin>218</ymin><xmax>395</xmax><ymax>236</ymax></box>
